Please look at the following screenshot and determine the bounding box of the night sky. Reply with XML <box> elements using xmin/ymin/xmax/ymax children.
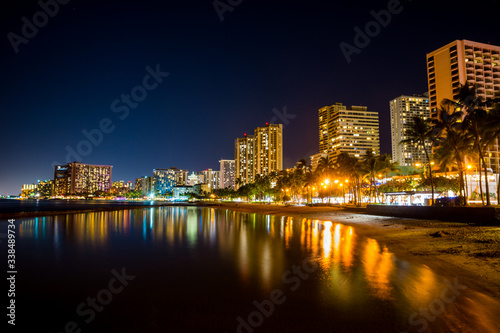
<box><xmin>1</xmin><ymin>0</ymin><xmax>499</xmax><ymax>195</ymax></box>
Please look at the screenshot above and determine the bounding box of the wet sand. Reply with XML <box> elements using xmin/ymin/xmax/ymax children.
<box><xmin>200</xmin><ymin>202</ymin><xmax>500</xmax><ymax>300</ymax></box>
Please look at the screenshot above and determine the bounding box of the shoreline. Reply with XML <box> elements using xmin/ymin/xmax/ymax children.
<box><xmin>2</xmin><ymin>201</ymin><xmax>499</xmax><ymax>300</ymax></box>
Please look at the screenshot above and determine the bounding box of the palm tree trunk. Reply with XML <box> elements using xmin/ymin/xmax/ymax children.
<box><xmin>423</xmin><ymin>147</ymin><xmax>435</xmax><ymax>205</ymax></box>
<box><xmin>457</xmin><ymin>157</ymin><xmax>467</xmax><ymax>205</ymax></box>
<box><xmin>479</xmin><ymin>149</ymin><xmax>491</xmax><ymax>205</ymax></box>
<box><xmin>478</xmin><ymin>157</ymin><xmax>484</xmax><ymax>205</ymax></box>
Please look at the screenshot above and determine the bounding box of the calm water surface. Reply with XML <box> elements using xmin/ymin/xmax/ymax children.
<box><xmin>4</xmin><ymin>206</ymin><xmax>500</xmax><ymax>332</ymax></box>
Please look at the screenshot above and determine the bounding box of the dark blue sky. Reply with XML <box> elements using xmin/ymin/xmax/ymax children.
<box><xmin>1</xmin><ymin>0</ymin><xmax>499</xmax><ymax>195</ymax></box>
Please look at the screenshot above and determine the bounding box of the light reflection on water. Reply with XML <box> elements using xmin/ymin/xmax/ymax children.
<box><xmin>14</xmin><ymin>206</ymin><xmax>500</xmax><ymax>332</ymax></box>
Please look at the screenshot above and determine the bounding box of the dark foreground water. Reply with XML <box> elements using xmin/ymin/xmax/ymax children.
<box><xmin>2</xmin><ymin>207</ymin><xmax>500</xmax><ymax>332</ymax></box>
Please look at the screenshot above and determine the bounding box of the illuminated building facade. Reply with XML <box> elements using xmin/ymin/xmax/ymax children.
<box><xmin>135</xmin><ymin>177</ymin><xmax>146</xmax><ymax>194</ymax></box>
<box><xmin>173</xmin><ymin>186</ymin><xmax>196</xmax><ymax>199</ymax></box>
<box><xmin>144</xmin><ymin>176</ymin><xmax>156</xmax><ymax>196</ymax></box>
<box><xmin>175</xmin><ymin>169</ymin><xmax>189</xmax><ymax>186</ymax></box>
<box><xmin>427</xmin><ymin>40</ymin><xmax>500</xmax><ymax>172</ymax></box>
<box><xmin>319</xmin><ymin>103</ymin><xmax>345</xmax><ymax>155</ymax></box>
<box><xmin>21</xmin><ymin>183</ymin><xmax>37</xmax><ymax>198</ymax></box>
<box><xmin>154</xmin><ymin>169</ymin><xmax>177</xmax><ymax>195</ymax></box>
<box><xmin>319</xmin><ymin>103</ymin><xmax>380</xmax><ymax>162</ymax></box>
<box><xmin>37</xmin><ymin>179</ymin><xmax>54</xmax><ymax>198</ymax></box>
<box><xmin>235</xmin><ymin>134</ymin><xmax>256</xmax><ymax>187</ymax></box>
<box><xmin>254</xmin><ymin>123</ymin><xmax>283</xmax><ymax>176</ymax></box>
<box><xmin>235</xmin><ymin>123</ymin><xmax>283</xmax><ymax>188</ymax></box>
<box><xmin>54</xmin><ymin>162</ymin><xmax>112</xmax><ymax>195</ymax></box>
<box><xmin>427</xmin><ymin>40</ymin><xmax>500</xmax><ymax>117</ymax></box>
<box><xmin>219</xmin><ymin>159</ymin><xmax>235</xmax><ymax>189</ymax></box>
<box><xmin>199</xmin><ymin>169</ymin><xmax>220</xmax><ymax>191</ymax></box>
<box><xmin>390</xmin><ymin>94</ymin><xmax>431</xmax><ymax>166</ymax></box>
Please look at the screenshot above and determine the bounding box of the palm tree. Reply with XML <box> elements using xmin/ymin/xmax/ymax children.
<box><xmin>337</xmin><ymin>152</ymin><xmax>363</xmax><ymax>205</ymax></box>
<box><xmin>316</xmin><ymin>157</ymin><xmax>329</xmax><ymax>174</ymax></box>
<box><xmin>235</xmin><ymin>177</ymin><xmax>243</xmax><ymax>189</ymax></box>
<box><xmin>482</xmin><ymin>97</ymin><xmax>500</xmax><ymax>203</ymax></box>
<box><xmin>443</xmin><ymin>84</ymin><xmax>500</xmax><ymax>205</ymax></box>
<box><xmin>433</xmin><ymin>109</ymin><xmax>473</xmax><ymax>204</ymax></box>
<box><xmin>400</xmin><ymin>116</ymin><xmax>435</xmax><ymax>203</ymax></box>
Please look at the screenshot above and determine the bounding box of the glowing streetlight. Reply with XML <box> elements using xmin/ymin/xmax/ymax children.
<box><xmin>467</xmin><ymin>164</ymin><xmax>472</xmax><ymax>170</ymax></box>
<box><xmin>324</xmin><ymin>179</ymin><xmax>330</xmax><ymax>185</ymax></box>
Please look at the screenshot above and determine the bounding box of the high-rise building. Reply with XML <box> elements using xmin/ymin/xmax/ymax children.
<box><xmin>254</xmin><ymin>123</ymin><xmax>283</xmax><ymax>176</ymax></box>
<box><xmin>144</xmin><ymin>176</ymin><xmax>156</xmax><ymax>196</ymax></box>
<box><xmin>235</xmin><ymin>134</ymin><xmax>255</xmax><ymax>187</ymax></box>
<box><xmin>427</xmin><ymin>40</ymin><xmax>500</xmax><ymax>117</ymax></box>
<box><xmin>390</xmin><ymin>94</ymin><xmax>431</xmax><ymax>166</ymax></box>
<box><xmin>319</xmin><ymin>103</ymin><xmax>346</xmax><ymax>155</ymax></box>
<box><xmin>319</xmin><ymin>103</ymin><xmax>380</xmax><ymax>162</ymax></box>
<box><xmin>135</xmin><ymin>177</ymin><xmax>146</xmax><ymax>194</ymax></box>
<box><xmin>235</xmin><ymin>124</ymin><xmax>283</xmax><ymax>188</ymax></box>
<box><xmin>153</xmin><ymin>169</ymin><xmax>177</xmax><ymax>195</ymax></box>
<box><xmin>219</xmin><ymin>159</ymin><xmax>235</xmax><ymax>189</ymax></box>
<box><xmin>54</xmin><ymin>162</ymin><xmax>112</xmax><ymax>196</ymax></box>
<box><xmin>427</xmin><ymin>40</ymin><xmax>500</xmax><ymax>172</ymax></box>
<box><xmin>200</xmin><ymin>169</ymin><xmax>220</xmax><ymax>191</ymax></box>
<box><xmin>175</xmin><ymin>169</ymin><xmax>189</xmax><ymax>186</ymax></box>
<box><xmin>36</xmin><ymin>179</ymin><xmax>54</xmax><ymax>198</ymax></box>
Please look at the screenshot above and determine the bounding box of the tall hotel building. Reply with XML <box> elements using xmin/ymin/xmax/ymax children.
<box><xmin>390</xmin><ymin>94</ymin><xmax>431</xmax><ymax>166</ymax></box>
<box><xmin>427</xmin><ymin>40</ymin><xmax>500</xmax><ymax>172</ymax></box>
<box><xmin>219</xmin><ymin>159</ymin><xmax>235</xmax><ymax>189</ymax></box>
<box><xmin>254</xmin><ymin>124</ymin><xmax>283</xmax><ymax>175</ymax></box>
<box><xmin>235</xmin><ymin>123</ymin><xmax>283</xmax><ymax>187</ymax></box>
<box><xmin>54</xmin><ymin>162</ymin><xmax>112</xmax><ymax>195</ymax></box>
<box><xmin>235</xmin><ymin>134</ymin><xmax>255</xmax><ymax>186</ymax></box>
<box><xmin>318</xmin><ymin>103</ymin><xmax>380</xmax><ymax>162</ymax></box>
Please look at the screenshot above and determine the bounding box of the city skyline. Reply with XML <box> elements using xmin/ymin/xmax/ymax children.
<box><xmin>1</xmin><ymin>0</ymin><xmax>499</xmax><ymax>195</ymax></box>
